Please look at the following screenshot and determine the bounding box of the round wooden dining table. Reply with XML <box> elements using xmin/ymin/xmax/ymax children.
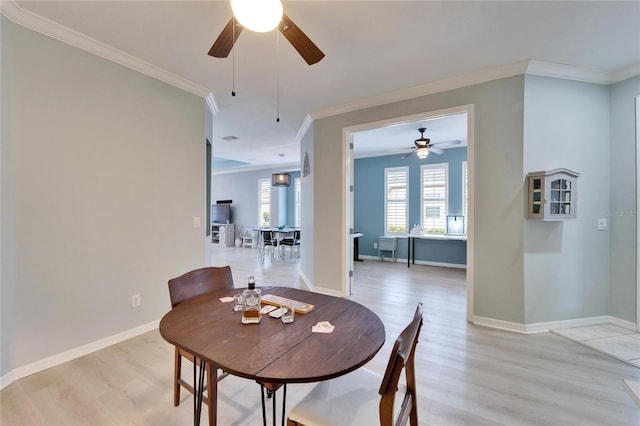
<box><xmin>159</xmin><ymin>286</ymin><xmax>386</xmax><ymax>426</ymax></box>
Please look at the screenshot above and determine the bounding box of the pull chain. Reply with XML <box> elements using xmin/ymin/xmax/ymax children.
<box><xmin>276</xmin><ymin>30</ymin><xmax>280</xmax><ymax>123</ymax></box>
<box><xmin>232</xmin><ymin>17</ymin><xmax>236</xmax><ymax>97</ymax></box>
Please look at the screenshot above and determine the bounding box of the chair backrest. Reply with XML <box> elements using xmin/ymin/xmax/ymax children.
<box><xmin>262</xmin><ymin>230</ymin><xmax>274</xmax><ymax>245</ymax></box>
<box><xmin>378</xmin><ymin>302</ymin><xmax>423</xmax><ymax>426</ymax></box>
<box><xmin>294</xmin><ymin>229</ymin><xmax>301</xmax><ymax>241</ymax></box>
<box><xmin>168</xmin><ymin>266</ymin><xmax>234</xmax><ymax>308</ymax></box>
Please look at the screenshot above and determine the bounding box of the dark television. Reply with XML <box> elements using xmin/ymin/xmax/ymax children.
<box><xmin>211</xmin><ymin>204</ymin><xmax>231</xmax><ymax>224</ymax></box>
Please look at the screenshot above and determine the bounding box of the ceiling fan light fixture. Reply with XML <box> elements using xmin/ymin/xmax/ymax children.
<box><xmin>416</xmin><ymin>147</ymin><xmax>429</xmax><ymax>159</ymax></box>
<box><xmin>231</xmin><ymin>0</ymin><xmax>283</xmax><ymax>32</ymax></box>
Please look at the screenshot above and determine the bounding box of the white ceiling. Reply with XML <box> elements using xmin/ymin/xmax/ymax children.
<box><xmin>10</xmin><ymin>0</ymin><xmax>640</xmax><ymax>169</ymax></box>
<box><xmin>352</xmin><ymin>112</ymin><xmax>468</xmax><ymax>159</ymax></box>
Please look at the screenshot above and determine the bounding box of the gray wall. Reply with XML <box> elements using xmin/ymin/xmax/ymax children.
<box><xmin>523</xmin><ymin>75</ymin><xmax>611</xmax><ymax>323</ymax></box>
<box><xmin>1</xmin><ymin>18</ymin><xmax>206</xmax><ymax>374</ymax></box>
<box><xmin>609</xmin><ymin>76</ymin><xmax>640</xmax><ymax>322</ymax></box>
<box><xmin>308</xmin><ymin>76</ymin><xmax>526</xmax><ymax>321</ymax></box>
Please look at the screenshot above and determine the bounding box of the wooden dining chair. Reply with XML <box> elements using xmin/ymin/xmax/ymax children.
<box><xmin>286</xmin><ymin>303</ymin><xmax>423</xmax><ymax>426</ymax></box>
<box><xmin>167</xmin><ymin>266</ymin><xmax>234</xmax><ymax>422</ymax></box>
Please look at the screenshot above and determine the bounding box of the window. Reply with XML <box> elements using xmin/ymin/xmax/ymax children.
<box><xmin>258</xmin><ymin>179</ymin><xmax>271</xmax><ymax>227</ymax></box>
<box><xmin>421</xmin><ymin>163</ymin><xmax>448</xmax><ymax>234</ymax></box>
<box><xmin>385</xmin><ymin>167</ymin><xmax>408</xmax><ymax>234</ymax></box>
<box><xmin>294</xmin><ymin>177</ymin><xmax>301</xmax><ymax>228</ymax></box>
<box><xmin>462</xmin><ymin>161</ymin><xmax>468</xmax><ymax>234</ymax></box>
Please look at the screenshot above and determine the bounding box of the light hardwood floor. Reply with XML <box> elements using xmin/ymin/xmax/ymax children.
<box><xmin>2</xmin><ymin>245</ymin><xmax>639</xmax><ymax>425</ymax></box>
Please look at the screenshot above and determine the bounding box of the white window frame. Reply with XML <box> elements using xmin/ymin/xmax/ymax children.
<box><xmin>462</xmin><ymin>160</ymin><xmax>468</xmax><ymax>234</ymax></box>
<box><xmin>421</xmin><ymin>163</ymin><xmax>448</xmax><ymax>234</ymax></box>
<box><xmin>384</xmin><ymin>166</ymin><xmax>409</xmax><ymax>235</ymax></box>
<box><xmin>258</xmin><ymin>178</ymin><xmax>271</xmax><ymax>228</ymax></box>
<box><xmin>294</xmin><ymin>177</ymin><xmax>301</xmax><ymax>228</ymax></box>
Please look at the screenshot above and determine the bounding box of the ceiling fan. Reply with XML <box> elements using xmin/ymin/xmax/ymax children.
<box><xmin>402</xmin><ymin>128</ymin><xmax>462</xmax><ymax>159</ymax></box>
<box><xmin>207</xmin><ymin>1</ymin><xmax>325</xmax><ymax>65</ymax></box>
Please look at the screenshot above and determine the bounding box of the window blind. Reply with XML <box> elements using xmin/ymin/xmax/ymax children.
<box><xmin>259</xmin><ymin>179</ymin><xmax>271</xmax><ymax>227</ymax></box>
<box><xmin>422</xmin><ymin>164</ymin><xmax>447</xmax><ymax>233</ymax></box>
<box><xmin>385</xmin><ymin>167</ymin><xmax>408</xmax><ymax>234</ymax></box>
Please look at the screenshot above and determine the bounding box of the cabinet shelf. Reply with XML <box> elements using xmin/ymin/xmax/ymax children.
<box><xmin>528</xmin><ymin>168</ymin><xmax>579</xmax><ymax>220</ymax></box>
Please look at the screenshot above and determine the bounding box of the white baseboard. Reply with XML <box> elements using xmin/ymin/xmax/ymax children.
<box><xmin>299</xmin><ymin>269</ymin><xmax>313</xmax><ymax>291</ymax></box>
<box><xmin>473</xmin><ymin>316</ymin><xmax>531</xmax><ymax>334</ymax></box>
<box><xmin>358</xmin><ymin>255</ymin><xmax>466</xmax><ymax>269</ymax></box>
<box><xmin>473</xmin><ymin>315</ymin><xmax>638</xmax><ymax>335</ymax></box>
<box><xmin>610</xmin><ymin>316</ymin><xmax>638</xmax><ymax>331</ymax></box>
<box><xmin>311</xmin><ymin>286</ymin><xmax>344</xmax><ymax>298</ymax></box>
<box><xmin>0</xmin><ymin>320</ymin><xmax>159</xmax><ymax>391</ymax></box>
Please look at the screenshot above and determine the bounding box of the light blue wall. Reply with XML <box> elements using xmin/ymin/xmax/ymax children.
<box><xmin>609</xmin><ymin>75</ymin><xmax>640</xmax><ymax>322</ymax></box>
<box><xmin>523</xmin><ymin>75</ymin><xmax>611</xmax><ymax>323</ymax></box>
<box><xmin>212</xmin><ymin>169</ymin><xmax>301</xmax><ymax>239</ymax></box>
<box><xmin>354</xmin><ymin>147</ymin><xmax>467</xmax><ymax>264</ymax></box>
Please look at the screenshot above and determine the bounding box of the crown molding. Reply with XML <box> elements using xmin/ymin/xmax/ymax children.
<box><xmin>302</xmin><ymin>59</ymin><xmax>635</xmax><ymax>136</ymax></box>
<box><xmin>309</xmin><ymin>60</ymin><xmax>531</xmax><ymax>121</ymax></box>
<box><xmin>0</xmin><ymin>0</ymin><xmax>210</xmax><ymax>99</ymax></box>
<box><xmin>525</xmin><ymin>59</ymin><xmax>611</xmax><ymax>84</ymax></box>
<box><xmin>611</xmin><ymin>63</ymin><xmax>640</xmax><ymax>84</ymax></box>
<box><xmin>296</xmin><ymin>114</ymin><xmax>313</xmax><ymax>141</ymax></box>
<box><xmin>205</xmin><ymin>93</ymin><xmax>219</xmax><ymax>115</ymax></box>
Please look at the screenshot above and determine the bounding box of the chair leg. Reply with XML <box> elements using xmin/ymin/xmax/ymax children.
<box><xmin>174</xmin><ymin>346</ymin><xmax>181</xmax><ymax>406</ymax></box>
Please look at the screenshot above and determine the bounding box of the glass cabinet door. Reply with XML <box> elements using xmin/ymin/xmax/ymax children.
<box><xmin>528</xmin><ymin>169</ymin><xmax>578</xmax><ymax>220</ymax></box>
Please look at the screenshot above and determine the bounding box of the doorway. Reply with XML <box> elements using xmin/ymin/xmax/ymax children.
<box><xmin>342</xmin><ymin>104</ymin><xmax>475</xmax><ymax>322</ymax></box>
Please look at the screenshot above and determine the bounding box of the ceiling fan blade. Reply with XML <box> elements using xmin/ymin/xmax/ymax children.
<box><xmin>429</xmin><ymin>147</ymin><xmax>444</xmax><ymax>155</ymax></box>
<box><xmin>401</xmin><ymin>149</ymin><xmax>416</xmax><ymax>159</ymax></box>
<box><xmin>208</xmin><ymin>18</ymin><xmax>243</xmax><ymax>58</ymax></box>
<box><xmin>431</xmin><ymin>139</ymin><xmax>462</xmax><ymax>147</ymax></box>
<box><xmin>279</xmin><ymin>13</ymin><xmax>325</xmax><ymax>65</ymax></box>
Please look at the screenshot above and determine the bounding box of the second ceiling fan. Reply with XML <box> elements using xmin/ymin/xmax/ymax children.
<box><xmin>208</xmin><ymin>0</ymin><xmax>325</xmax><ymax>65</ymax></box>
<box><xmin>403</xmin><ymin>128</ymin><xmax>462</xmax><ymax>159</ymax></box>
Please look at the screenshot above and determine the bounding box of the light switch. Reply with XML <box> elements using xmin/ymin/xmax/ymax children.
<box><xmin>193</xmin><ymin>217</ymin><xmax>201</xmax><ymax>228</ymax></box>
<box><xmin>597</xmin><ymin>218</ymin><xmax>607</xmax><ymax>231</ymax></box>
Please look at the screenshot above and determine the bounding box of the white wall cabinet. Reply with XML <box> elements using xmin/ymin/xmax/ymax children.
<box><xmin>527</xmin><ymin>168</ymin><xmax>579</xmax><ymax>220</ymax></box>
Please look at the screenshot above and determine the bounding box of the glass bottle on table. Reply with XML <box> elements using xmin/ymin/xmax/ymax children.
<box><xmin>242</xmin><ymin>276</ymin><xmax>262</xmax><ymax>324</ymax></box>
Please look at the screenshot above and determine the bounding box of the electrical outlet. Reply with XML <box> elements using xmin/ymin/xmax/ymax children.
<box><xmin>373</xmin><ymin>242</ymin><xmax>378</xmax><ymax>249</ymax></box>
<box><xmin>131</xmin><ymin>294</ymin><xmax>141</xmax><ymax>308</ymax></box>
<box><xmin>597</xmin><ymin>218</ymin><xmax>607</xmax><ymax>231</ymax></box>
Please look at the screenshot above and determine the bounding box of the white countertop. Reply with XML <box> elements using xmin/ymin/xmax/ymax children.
<box><xmin>384</xmin><ymin>233</ymin><xmax>467</xmax><ymax>241</ymax></box>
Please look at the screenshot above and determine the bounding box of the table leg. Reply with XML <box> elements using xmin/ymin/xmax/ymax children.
<box><xmin>272</xmin><ymin>386</ymin><xmax>276</xmax><ymax>426</ymax></box>
<box><xmin>412</xmin><ymin>237</ymin><xmax>416</xmax><ymax>265</ymax></box>
<box><xmin>194</xmin><ymin>358</ymin><xmax>206</xmax><ymax>426</ymax></box>
<box><xmin>260</xmin><ymin>382</ymin><xmax>286</xmax><ymax>426</ymax></box>
<box><xmin>207</xmin><ymin>365</ymin><xmax>218</xmax><ymax>426</ymax></box>
<box><xmin>281</xmin><ymin>384</ymin><xmax>287</xmax><ymax>426</ymax></box>
<box><xmin>407</xmin><ymin>237</ymin><xmax>411</xmax><ymax>268</ymax></box>
<box><xmin>261</xmin><ymin>385</ymin><xmax>267</xmax><ymax>426</ymax></box>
